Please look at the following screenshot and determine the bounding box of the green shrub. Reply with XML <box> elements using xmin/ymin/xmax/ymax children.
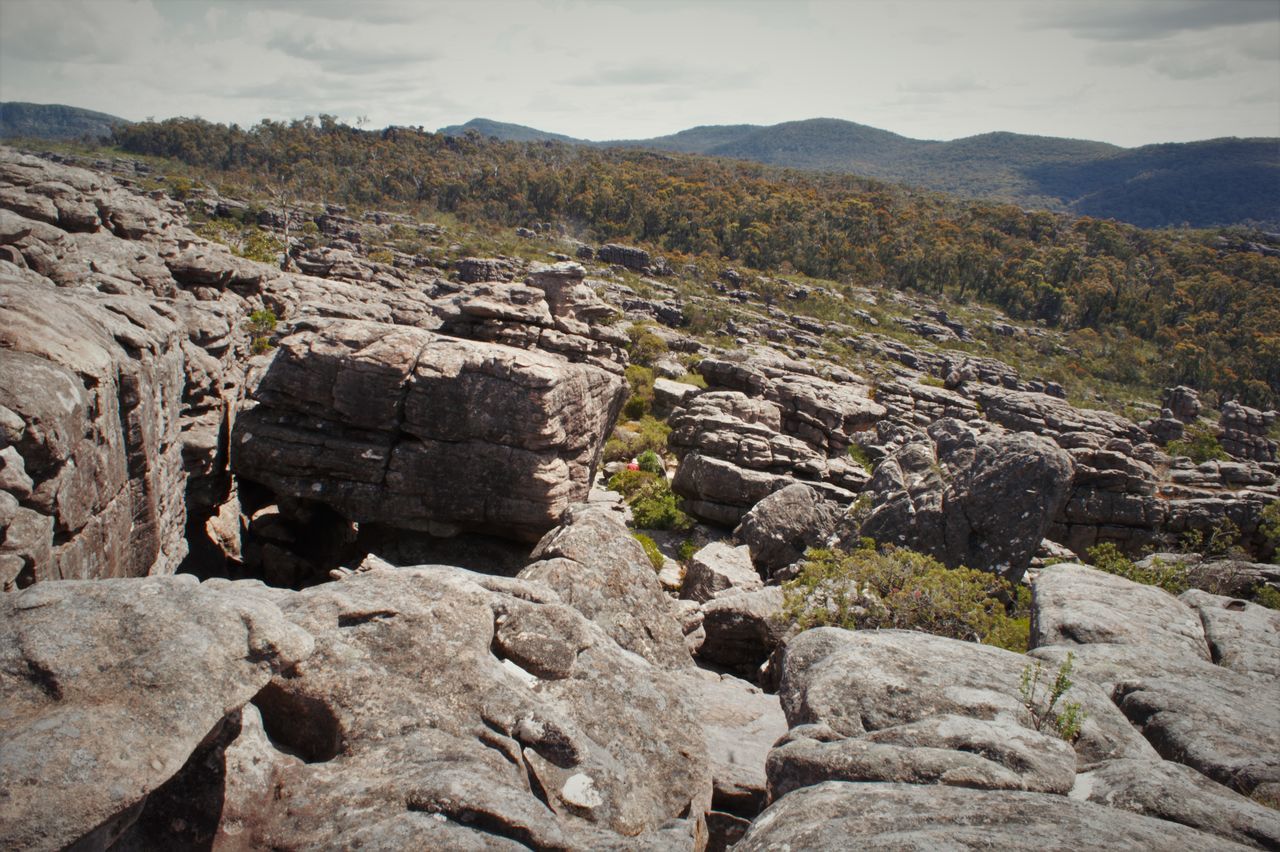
<box><xmin>637</xmin><ymin>449</ymin><xmax>664</xmax><ymax>474</ymax></box>
<box><xmin>677</xmin><ymin>371</ymin><xmax>708</xmax><ymax>388</ymax></box>
<box><xmin>603</xmin><ymin>415</ymin><xmax>670</xmax><ymax>463</ymax></box>
<box><xmin>1086</xmin><ymin>542</ymin><xmax>1189</xmax><ymax>595</ymax></box>
<box><xmin>622</xmin><ymin>365</ymin><xmax>656</xmax><ymax>420</ymax></box>
<box><xmin>1254</xmin><ymin>584</ymin><xmax>1280</xmax><ymax>610</ymax></box>
<box><xmin>1166</xmin><ymin>423</ymin><xmax>1229</xmax><ymax>463</ymax></box>
<box><xmin>781</xmin><ymin>545</ymin><xmax>1029</xmax><ymax>651</ymax></box>
<box><xmin>846</xmin><ymin>443</ymin><xmax>875</xmax><ymax>473</ymax></box>
<box><xmin>607</xmin><ymin>469</ymin><xmax>693</xmax><ymax>531</ymax></box>
<box><xmin>1260</xmin><ymin>501</ymin><xmax>1280</xmax><ymax>561</ymax></box>
<box><xmin>1019</xmin><ymin>653</ymin><xmax>1086</xmax><ymax>742</ymax></box>
<box><xmin>368</xmin><ymin>247</ymin><xmax>395</xmax><ymax>264</ymax></box>
<box><xmin>633</xmin><ymin>532</ymin><xmax>664</xmax><ymax>572</ymax></box>
<box><xmin>677</xmin><ymin>539</ymin><xmax>699</xmax><ymax>563</ymax></box>
<box><xmin>627</xmin><ymin>322</ymin><xmax>668</xmax><ymax>367</ymax></box>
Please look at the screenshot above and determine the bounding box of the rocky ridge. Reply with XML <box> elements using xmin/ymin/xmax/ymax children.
<box><xmin>2</xmin><ymin>147</ymin><xmax>1279</xmax><ymax>849</ymax></box>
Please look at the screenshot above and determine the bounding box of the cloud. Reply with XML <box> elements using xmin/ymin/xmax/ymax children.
<box><xmin>1030</xmin><ymin>0</ymin><xmax>1277</xmax><ymax>42</ymax></box>
<box><xmin>267</xmin><ymin>31</ymin><xmax>433</xmax><ymax>75</ymax></box>
<box><xmin>898</xmin><ymin>73</ymin><xmax>987</xmax><ymax>95</ymax></box>
<box><xmin>565</xmin><ymin>62</ymin><xmax>755</xmax><ymax>90</ymax></box>
<box><xmin>1152</xmin><ymin>53</ymin><xmax>1231</xmax><ymax>80</ymax></box>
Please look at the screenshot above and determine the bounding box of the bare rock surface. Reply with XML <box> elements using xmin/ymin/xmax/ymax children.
<box><xmin>1031</xmin><ymin>563</ymin><xmax>1280</xmax><ymax>797</ymax></box>
<box><xmin>680</xmin><ymin>540</ymin><xmax>762</xmax><ymax>603</ymax></box>
<box><xmin>209</xmin><ymin>565</ymin><xmax>711</xmax><ymax>848</ymax></box>
<box><xmin>521</xmin><ymin>503</ymin><xmax>693</xmax><ymax>670</ymax></box>
<box><xmin>733</xmin><ymin>482</ymin><xmax>840</xmax><ymax>577</ymax></box>
<box><xmin>1072</xmin><ymin>758</ymin><xmax>1280</xmax><ymax>849</ymax></box>
<box><xmin>735</xmin><ymin>781</ymin><xmax>1250</xmax><ymax>851</ymax></box>
<box><xmin>232</xmin><ymin>318</ymin><xmax>625</xmax><ymax>542</ymax></box>
<box><xmin>0</xmin><ymin>575</ymin><xmax>313</xmax><ymax>851</ymax></box>
<box><xmin>696</xmin><ymin>586</ymin><xmax>788</xmax><ymax>677</ymax></box>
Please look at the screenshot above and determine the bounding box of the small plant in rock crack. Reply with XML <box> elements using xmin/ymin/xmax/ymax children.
<box><xmin>246</xmin><ymin>308</ymin><xmax>278</xmax><ymax>354</ymax></box>
<box><xmin>1019</xmin><ymin>652</ymin><xmax>1086</xmax><ymax>742</ymax></box>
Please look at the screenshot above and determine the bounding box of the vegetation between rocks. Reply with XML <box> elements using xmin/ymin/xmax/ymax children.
<box><xmin>781</xmin><ymin>544</ymin><xmax>1030</xmax><ymax>651</ymax></box>
<box><xmin>1019</xmin><ymin>653</ymin><xmax>1086</xmax><ymax>742</ymax></box>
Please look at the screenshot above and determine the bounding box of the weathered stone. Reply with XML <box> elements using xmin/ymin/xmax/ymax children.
<box><xmin>697</xmin><ymin>587</ymin><xmax>788</xmax><ymax>677</ymax></box>
<box><xmin>736</xmin><ymin>782</ymin><xmax>1248</xmax><ymax>851</ymax></box>
<box><xmin>521</xmin><ymin>503</ymin><xmax>693</xmax><ymax>670</ymax></box>
<box><xmin>232</xmin><ymin>318</ymin><xmax>625</xmax><ymax>542</ymax></box>
<box><xmin>0</xmin><ymin>575</ymin><xmax>313</xmax><ymax>851</ymax></box>
<box><xmin>681</xmin><ymin>540</ymin><xmax>762</xmax><ymax>602</ymax></box>
<box><xmin>733</xmin><ymin>483</ymin><xmax>840</xmax><ymax>577</ymax></box>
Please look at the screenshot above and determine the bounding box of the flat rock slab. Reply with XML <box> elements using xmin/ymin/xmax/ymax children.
<box><xmin>0</xmin><ymin>575</ymin><xmax>313</xmax><ymax>851</ymax></box>
<box><xmin>736</xmin><ymin>781</ymin><xmax>1250</xmax><ymax>851</ymax></box>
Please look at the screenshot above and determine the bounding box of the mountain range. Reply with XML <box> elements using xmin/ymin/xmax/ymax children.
<box><xmin>441</xmin><ymin>117</ymin><xmax>1280</xmax><ymax>229</ymax></box>
<box><xmin>0</xmin><ymin>102</ymin><xmax>129</xmax><ymax>142</ymax></box>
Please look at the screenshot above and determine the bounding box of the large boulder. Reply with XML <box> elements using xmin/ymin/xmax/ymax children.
<box><xmin>857</xmin><ymin>420</ymin><xmax>1074</xmax><ymax>581</ymax></box>
<box><xmin>0</xmin><ymin>270</ymin><xmax>188</xmax><ymax>587</ymax></box>
<box><xmin>1031</xmin><ymin>563</ymin><xmax>1280</xmax><ymax>798</ymax></box>
<box><xmin>521</xmin><ymin>503</ymin><xmax>693</xmax><ymax>670</ymax></box>
<box><xmin>0</xmin><ymin>575</ymin><xmax>314</xmax><ymax>850</ymax></box>
<box><xmin>680</xmin><ymin>540</ymin><xmax>762</xmax><ymax>603</ymax></box>
<box><xmin>232</xmin><ymin>318</ymin><xmax>626</xmax><ymax>542</ymax></box>
<box><xmin>733</xmin><ymin>483</ymin><xmax>840</xmax><ymax>577</ymax></box>
<box><xmin>212</xmin><ymin>566</ymin><xmax>711</xmax><ymax>848</ymax></box>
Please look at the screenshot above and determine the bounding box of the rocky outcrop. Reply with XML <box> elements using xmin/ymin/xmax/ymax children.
<box><xmin>1219</xmin><ymin>400</ymin><xmax>1278</xmax><ymax>463</ymax></box>
<box><xmin>853</xmin><ymin>419</ymin><xmax>1074</xmax><ymax>581</ymax></box>
<box><xmin>232</xmin><ymin>319</ymin><xmax>626</xmax><ymax>542</ymax></box>
<box><xmin>1031</xmin><ymin>563</ymin><xmax>1280</xmax><ymax>799</ymax></box>
<box><xmin>520</xmin><ymin>503</ymin><xmax>693</xmax><ymax>670</ymax></box>
<box><xmin>0</xmin><ymin>575</ymin><xmax>313</xmax><ymax>850</ymax></box>
<box><xmin>733</xmin><ymin>483</ymin><xmax>840</xmax><ymax>577</ymax></box>
<box><xmin>597</xmin><ymin>243</ymin><xmax>650</xmax><ymax>271</ymax></box>
<box><xmin>736</xmin><ymin>781</ymin><xmax>1250</xmax><ymax>850</ymax></box>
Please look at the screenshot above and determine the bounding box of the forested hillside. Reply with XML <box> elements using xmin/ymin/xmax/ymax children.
<box><xmin>0</xmin><ymin>102</ymin><xmax>129</xmax><ymax>141</ymax></box>
<box><xmin>446</xmin><ymin>116</ymin><xmax>1280</xmax><ymax>228</ymax></box>
<box><xmin>112</xmin><ymin>116</ymin><xmax>1280</xmax><ymax>406</ymax></box>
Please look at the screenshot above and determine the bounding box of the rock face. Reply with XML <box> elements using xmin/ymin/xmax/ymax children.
<box><xmin>1031</xmin><ymin>563</ymin><xmax>1280</xmax><ymax>799</ymax></box>
<box><xmin>232</xmin><ymin>319</ymin><xmax>625</xmax><ymax>542</ymax></box>
<box><xmin>733</xmin><ymin>483</ymin><xmax>840</xmax><ymax>577</ymax></box>
<box><xmin>1219</xmin><ymin>400</ymin><xmax>1278</xmax><ymax>463</ymax></box>
<box><xmin>855</xmin><ymin>419</ymin><xmax>1074</xmax><ymax>581</ymax></box>
<box><xmin>0</xmin><ymin>575</ymin><xmax>313</xmax><ymax>851</ymax></box>
<box><xmin>736</xmin><ymin>781</ymin><xmax>1249</xmax><ymax>851</ymax></box>
<box><xmin>521</xmin><ymin>503</ymin><xmax>693</xmax><ymax>670</ymax></box>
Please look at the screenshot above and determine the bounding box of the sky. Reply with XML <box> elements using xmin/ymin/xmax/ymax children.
<box><xmin>0</xmin><ymin>0</ymin><xmax>1277</xmax><ymax>147</ymax></box>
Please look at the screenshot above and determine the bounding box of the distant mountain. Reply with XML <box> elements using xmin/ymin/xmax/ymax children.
<box><xmin>0</xmin><ymin>102</ymin><xmax>130</xmax><ymax>141</ymax></box>
<box><xmin>438</xmin><ymin>118</ymin><xmax>580</xmax><ymax>144</ymax></box>
<box><xmin>440</xmin><ymin>116</ymin><xmax>1279</xmax><ymax>228</ymax></box>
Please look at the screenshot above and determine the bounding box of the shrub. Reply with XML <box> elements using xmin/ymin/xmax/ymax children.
<box><xmin>607</xmin><ymin>469</ymin><xmax>693</xmax><ymax>531</ymax></box>
<box><xmin>246</xmin><ymin>309</ymin><xmax>278</xmax><ymax>354</ymax></box>
<box><xmin>846</xmin><ymin>443</ymin><xmax>875</xmax><ymax>473</ymax></box>
<box><xmin>1086</xmin><ymin>542</ymin><xmax>1189</xmax><ymax>595</ymax></box>
<box><xmin>637</xmin><ymin>449</ymin><xmax>664</xmax><ymax>474</ymax></box>
<box><xmin>633</xmin><ymin>532</ymin><xmax>664</xmax><ymax>572</ymax></box>
<box><xmin>367</xmin><ymin>247</ymin><xmax>395</xmax><ymax>265</ymax></box>
<box><xmin>603</xmin><ymin>415</ymin><xmax>670</xmax><ymax>463</ymax></box>
<box><xmin>1019</xmin><ymin>653</ymin><xmax>1086</xmax><ymax>742</ymax></box>
<box><xmin>781</xmin><ymin>545</ymin><xmax>1029</xmax><ymax>651</ymax></box>
<box><xmin>1260</xmin><ymin>501</ymin><xmax>1280</xmax><ymax>559</ymax></box>
<box><xmin>1166</xmin><ymin>423</ymin><xmax>1229</xmax><ymax>463</ymax></box>
<box><xmin>1254</xmin><ymin>585</ymin><xmax>1280</xmax><ymax>610</ymax></box>
<box><xmin>622</xmin><ymin>365</ymin><xmax>656</xmax><ymax>420</ymax></box>
<box><xmin>677</xmin><ymin>539</ymin><xmax>699</xmax><ymax>563</ymax></box>
<box><xmin>677</xmin><ymin>371</ymin><xmax>708</xmax><ymax>389</ymax></box>
<box><xmin>627</xmin><ymin>322</ymin><xmax>668</xmax><ymax>367</ymax></box>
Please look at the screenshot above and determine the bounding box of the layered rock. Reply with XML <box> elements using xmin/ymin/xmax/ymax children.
<box><xmin>232</xmin><ymin>319</ymin><xmax>626</xmax><ymax>542</ymax></box>
<box><xmin>1031</xmin><ymin>563</ymin><xmax>1280</xmax><ymax>799</ymax></box>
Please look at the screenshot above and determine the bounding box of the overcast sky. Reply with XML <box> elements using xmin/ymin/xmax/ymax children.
<box><xmin>1</xmin><ymin>0</ymin><xmax>1277</xmax><ymax>147</ymax></box>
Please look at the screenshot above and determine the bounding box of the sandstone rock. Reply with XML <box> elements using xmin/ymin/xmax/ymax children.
<box><xmin>0</xmin><ymin>575</ymin><xmax>313</xmax><ymax>851</ymax></box>
<box><xmin>681</xmin><ymin>540</ymin><xmax>762</xmax><ymax>603</ymax></box>
<box><xmin>521</xmin><ymin>503</ymin><xmax>693</xmax><ymax>670</ymax></box>
<box><xmin>697</xmin><ymin>586</ymin><xmax>788</xmax><ymax>677</ymax></box>
<box><xmin>1031</xmin><ymin>563</ymin><xmax>1280</xmax><ymax>796</ymax></box>
<box><xmin>736</xmin><ymin>781</ymin><xmax>1247</xmax><ymax>851</ymax></box>
<box><xmin>1072</xmin><ymin>758</ymin><xmax>1280</xmax><ymax>848</ymax></box>
<box><xmin>597</xmin><ymin>243</ymin><xmax>650</xmax><ymax>270</ymax></box>
<box><xmin>209</xmin><ymin>566</ymin><xmax>711</xmax><ymax>847</ymax></box>
<box><xmin>733</xmin><ymin>483</ymin><xmax>840</xmax><ymax>577</ymax></box>
<box><xmin>232</xmin><ymin>318</ymin><xmax>625</xmax><ymax>542</ymax></box>
<box><xmin>1179</xmin><ymin>589</ymin><xmax>1280</xmax><ymax>680</ymax></box>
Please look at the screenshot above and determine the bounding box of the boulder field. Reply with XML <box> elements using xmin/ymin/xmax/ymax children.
<box><xmin>1</xmin><ymin>147</ymin><xmax>1279</xmax><ymax>848</ymax></box>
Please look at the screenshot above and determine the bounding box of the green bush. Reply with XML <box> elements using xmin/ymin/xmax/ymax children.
<box><xmin>627</xmin><ymin>322</ymin><xmax>668</xmax><ymax>367</ymax></box>
<box><xmin>622</xmin><ymin>365</ymin><xmax>656</xmax><ymax>420</ymax></box>
<box><xmin>1020</xmin><ymin>653</ymin><xmax>1086</xmax><ymax>742</ymax></box>
<box><xmin>846</xmin><ymin>443</ymin><xmax>875</xmax><ymax>473</ymax></box>
<box><xmin>781</xmin><ymin>545</ymin><xmax>1029</xmax><ymax>651</ymax></box>
<box><xmin>1166</xmin><ymin>423</ymin><xmax>1229</xmax><ymax>463</ymax></box>
<box><xmin>607</xmin><ymin>469</ymin><xmax>693</xmax><ymax>531</ymax></box>
<box><xmin>1085</xmin><ymin>542</ymin><xmax>1189</xmax><ymax>595</ymax></box>
<box><xmin>677</xmin><ymin>539</ymin><xmax>699</xmax><ymax>563</ymax></box>
<box><xmin>677</xmin><ymin>371</ymin><xmax>708</xmax><ymax>389</ymax></box>
<box><xmin>603</xmin><ymin>415</ymin><xmax>670</xmax><ymax>463</ymax></box>
<box><xmin>1254</xmin><ymin>585</ymin><xmax>1280</xmax><ymax>610</ymax></box>
<box><xmin>633</xmin><ymin>532</ymin><xmax>664</xmax><ymax>572</ymax></box>
<box><xmin>637</xmin><ymin>449</ymin><xmax>664</xmax><ymax>474</ymax></box>
<box><xmin>1260</xmin><ymin>501</ymin><xmax>1280</xmax><ymax>561</ymax></box>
